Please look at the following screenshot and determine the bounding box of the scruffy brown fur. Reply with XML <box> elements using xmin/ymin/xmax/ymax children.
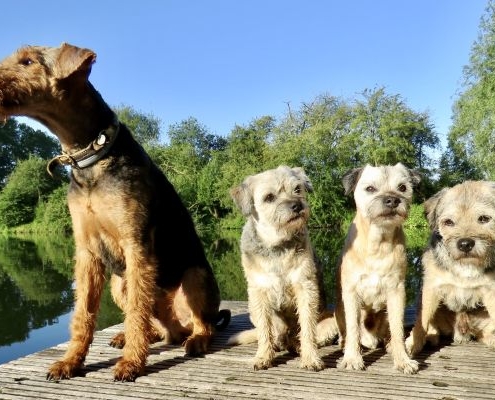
<box><xmin>335</xmin><ymin>163</ymin><xmax>420</xmax><ymax>374</ymax></box>
<box><xmin>406</xmin><ymin>181</ymin><xmax>495</xmax><ymax>355</ymax></box>
<box><xmin>228</xmin><ymin>166</ymin><xmax>337</xmax><ymax>371</ymax></box>
<box><xmin>0</xmin><ymin>43</ymin><xmax>230</xmax><ymax>382</ymax></box>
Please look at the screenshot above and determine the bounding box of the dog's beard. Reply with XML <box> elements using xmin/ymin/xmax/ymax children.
<box><xmin>365</xmin><ymin>197</ymin><xmax>409</xmax><ymax>224</ymax></box>
<box><xmin>435</xmin><ymin>237</ymin><xmax>495</xmax><ymax>278</ymax></box>
<box><xmin>274</xmin><ymin>205</ymin><xmax>309</xmax><ymax>233</ymax></box>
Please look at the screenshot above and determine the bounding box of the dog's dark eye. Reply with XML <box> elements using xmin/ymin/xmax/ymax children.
<box><xmin>294</xmin><ymin>185</ymin><xmax>302</xmax><ymax>195</ymax></box>
<box><xmin>365</xmin><ymin>186</ymin><xmax>376</xmax><ymax>193</ymax></box>
<box><xmin>443</xmin><ymin>219</ymin><xmax>455</xmax><ymax>227</ymax></box>
<box><xmin>264</xmin><ymin>193</ymin><xmax>275</xmax><ymax>203</ymax></box>
<box><xmin>398</xmin><ymin>184</ymin><xmax>407</xmax><ymax>192</ymax></box>
<box><xmin>478</xmin><ymin>215</ymin><xmax>492</xmax><ymax>224</ymax></box>
<box><xmin>20</xmin><ymin>58</ymin><xmax>33</xmax><ymax>66</ymax></box>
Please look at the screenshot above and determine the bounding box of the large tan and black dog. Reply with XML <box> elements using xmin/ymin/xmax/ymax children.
<box><xmin>335</xmin><ymin>163</ymin><xmax>420</xmax><ymax>374</ymax></box>
<box><xmin>0</xmin><ymin>43</ymin><xmax>229</xmax><ymax>381</ymax></box>
<box><xmin>228</xmin><ymin>166</ymin><xmax>336</xmax><ymax>371</ymax></box>
<box><xmin>406</xmin><ymin>181</ymin><xmax>495</xmax><ymax>356</ymax></box>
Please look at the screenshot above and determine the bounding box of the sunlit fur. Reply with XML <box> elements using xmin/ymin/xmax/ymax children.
<box><xmin>335</xmin><ymin>163</ymin><xmax>420</xmax><ymax>374</ymax></box>
<box><xmin>406</xmin><ymin>181</ymin><xmax>495</xmax><ymax>355</ymax></box>
<box><xmin>228</xmin><ymin>166</ymin><xmax>337</xmax><ymax>371</ymax></box>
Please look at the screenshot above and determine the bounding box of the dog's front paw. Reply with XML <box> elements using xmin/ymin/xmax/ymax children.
<box><xmin>481</xmin><ymin>334</ymin><xmax>495</xmax><ymax>348</ymax></box>
<box><xmin>113</xmin><ymin>358</ymin><xmax>144</xmax><ymax>382</ymax></box>
<box><xmin>394</xmin><ymin>357</ymin><xmax>419</xmax><ymax>375</ymax></box>
<box><xmin>453</xmin><ymin>332</ymin><xmax>472</xmax><ymax>344</ymax></box>
<box><xmin>337</xmin><ymin>355</ymin><xmax>365</xmax><ymax>371</ymax></box>
<box><xmin>253</xmin><ymin>356</ymin><xmax>273</xmax><ymax>370</ymax></box>
<box><xmin>46</xmin><ymin>360</ymin><xmax>82</xmax><ymax>381</ymax></box>
<box><xmin>300</xmin><ymin>355</ymin><xmax>325</xmax><ymax>371</ymax></box>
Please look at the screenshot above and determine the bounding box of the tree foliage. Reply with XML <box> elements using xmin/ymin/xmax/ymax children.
<box><xmin>0</xmin><ymin>91</ymin><xmax>441</xmax><ymax>232</ymax></box>
<box><xmin>446</xmin><ymin>0</ymin><xmax>495</xmax><ymax>180</ymax></box>
<box><xmin>0</xmin><ymin>157</ymin><xmax>60</xmax><ymax>227</ymax></box>
<box><xmin>0</xmin><ymin>119</ymin><xmax>59</xmax><ymax>187</ymax></box>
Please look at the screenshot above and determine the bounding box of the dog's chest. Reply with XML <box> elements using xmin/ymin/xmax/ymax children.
<box><xmin>244</xmin><ymin>251</ymin><xmax>308</xmax><ymax>307</ymax></box>
<box><xmin>351</xmin><ymin>255</ymin><xmax>404</xmax><ymax>309</ymax></box>
<box><xmin>431</xmin><ymin>269</ymin><xmax>495</xmax><ymax>312</ymax></box>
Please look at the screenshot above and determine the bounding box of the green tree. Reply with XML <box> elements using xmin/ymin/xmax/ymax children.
<box><xmin>447</xmin><ymin>1</ymin><xmax>495</xmax><ymax>179</ymax></box>
<box><xmin>114</xmin><ymin>104</ymin><xmax>162</xmax><ymax>146</ymax></box>
<box><xmin>351</xmin><ymin>87</ymin><xmax>438</xmax><ymax>170</ymax></box>
<box><xmin>0</xmin><ymin>157</ymin><xmax>60</xmax><ymax>227</ymax></box>
<box><xmin>0</xmin><ymin>119</ymin><xmax>59</xmax><ymax>187</ymax></box>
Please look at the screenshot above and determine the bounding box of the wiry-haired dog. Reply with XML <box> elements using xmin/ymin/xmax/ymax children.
<box><xmin>335</xmin><ymin>163</ymin><xmax>420</xmax><ymax>374</ymax></box>
<box><xmin>0</xmin><ymin>43</ymin><xmax>230</xmax><ymax>382</ymax></box>
<box><xmin>406</xmin><ymin>181</ymin><xmax>495</xmax><ymax>356</ymax></box>
<box><xmin>228</xmin><ymin>166</ymin><xmax>336</xmax><ymax>371</ymax></box>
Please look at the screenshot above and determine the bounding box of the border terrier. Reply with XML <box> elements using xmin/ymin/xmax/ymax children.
<box><xmin>0</xmin><ymin>43</ymin><xmax>230</xmax><ymax>382</ymax></box>
<box><xmin>228</xmin><ymin>166</ymin><xmax>336</xmax><ymax>371</ymax></box>
<box><xmin>335</xmin><ymin>163</ymin><xmax>420</xmax><ymax>374</ymax></box>
<box><xmin>406</xmin><ymin>181</ymin><xmax>495</xmax><ymax>355</ymax></box>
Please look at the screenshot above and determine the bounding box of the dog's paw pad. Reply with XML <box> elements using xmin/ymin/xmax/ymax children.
<box><xmin>46</xmin><ymin>360</ymin><xmax>80</xmax><ymax>381</ymax></box>
<box><xmin>337</xmin><ymin>356</ymin><xmax>365</xmax><ymax>371</ymax></box>
<box><xmin>113</xmin><ymin>359</ymin><xmax>143</xmax><ymax>382</ymax></box>
<box><xmin>253</xmin><ymin>357</ymin><xmax>273</xmax><ymax>370</ymax></box>
<box><xmin>300</xmin><ymin>357</ymin><xmax>325</xmax><ymax>371</ymax></box>
<box><xmin>184</xmin><ymin>334</ymin><xmax>211</xmax><ymax>356</ymax></box>
<box><xmin>109</xmin><ymin>332</ymin><xmax>126</xmax><ymax>349</ymax></box>
<box><xmin>395</xmin><ymin>358</ymin><xmax>419</xmax><ymax>374</ymax></box>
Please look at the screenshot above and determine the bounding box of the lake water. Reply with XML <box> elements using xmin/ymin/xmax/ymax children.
<box><xmin>0</xmin><ymin>229</ymin><xmax>423</xmax><ymax>364</ymax></box>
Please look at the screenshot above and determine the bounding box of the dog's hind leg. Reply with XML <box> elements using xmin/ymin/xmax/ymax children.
<box><xmin>47</xmin><ymin>246</ymin><xmax>106</xmax><ymax>380</ymax></box>
<box><xmin>180</xmin><ymin>267</ymin><xmax>221</xmax><ymax>355</ymax></box>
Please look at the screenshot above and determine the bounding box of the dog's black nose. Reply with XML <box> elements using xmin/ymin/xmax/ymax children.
<box><xmin>383</xmin><ymin>196</ymin><xmax>401</xmax><ymax>209</ymax></box>
<box><xmin>457</xmin><ymin>238</ymin><xmax>475</xmax><ymax>253</ymax></box>
<box><xmin>291</xmin><ymin>201</ymin><xmax>303</xmax><ymax>213</ymax></box>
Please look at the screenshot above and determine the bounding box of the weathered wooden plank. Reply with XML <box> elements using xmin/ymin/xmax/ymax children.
<box><xmin>1</xmin><ymin>301</ymin><xmax>495</xmax><ymax>400</ymax></box>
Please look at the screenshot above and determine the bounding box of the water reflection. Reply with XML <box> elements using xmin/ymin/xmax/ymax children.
<box><xmin>0</xmin><ymin>228</ymin><xmax>425</xmax><ymax>364</ymax></box>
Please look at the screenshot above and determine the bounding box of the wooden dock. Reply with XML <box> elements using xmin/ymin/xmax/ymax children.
<box><xmin>1</xmin><ymin>301</ymin><xmax>495</xmax><ymax>400</ymax></box>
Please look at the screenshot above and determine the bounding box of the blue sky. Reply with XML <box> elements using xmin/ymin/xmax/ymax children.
<box><xmin>1</xmin><ymin>1</ymin><xmax>488</xmax><ymax>144</ymax></box>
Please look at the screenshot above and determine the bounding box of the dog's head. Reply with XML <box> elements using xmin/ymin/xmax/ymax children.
<box><xmin>342</xmin><ymin>163</ymin><xmax>421</xmax><ymax>226</ymax></box>
<box><xmin>230</xmin><ymin>166</ymin><xmax>313</xmax><ymax>242</ymax></box>
<box><xmin>424</xmin><ymin>181</ymin><xmax>495</xmax><ymax>274</ymax></box>
<box><xmin>0</xmin><ymin>43</ymin><xmax>95</xmax><ymax>120</ymax></box>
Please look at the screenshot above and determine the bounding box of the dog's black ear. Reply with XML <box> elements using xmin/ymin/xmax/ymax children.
<box><xmin>291</xmin><ymin>167</ymin><xmax>313</xmax><ymax>193</ymax></box>
<box><xmin>342</xmin><ymin>168</ymin><xmax>363</xmax><ymax>196</ymax></box>
<box><xmin>230</xmin><ymin>183</ymin><xmax>253</xmax><ymax>216</ymax></box>
<box><xmin>54</xmin><ymin>43</ymin><xmax>96</xmax><ymax>80</ymax></box>
<box><xmin>408</xmin><ymin>169</ymin><xmax>422</xmax><ymax>188</ymax></box>
<box><xmin>423</xmin><ymin>188</ymin><xmax>448</xmax><ymax>229</ymax></box>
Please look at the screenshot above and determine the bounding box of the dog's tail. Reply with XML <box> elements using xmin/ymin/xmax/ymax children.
<box><xmin>215</xmin><ymin>309</ymin><xmax>231</xmax><ymax>331</ymax></box>
<box><xmin>316</xmin><ymin>312</ymin><xmax>339</xmax><ymax>347</ymax></box>
<box><xmin>227</xmin><ymin>328</ymin><xmax>258</xmax><ymax>346</ymax></box>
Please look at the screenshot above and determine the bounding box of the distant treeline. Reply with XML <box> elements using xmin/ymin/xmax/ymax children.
<box><xmin>2</xmin><ymin>0</ymin><xmax>495</xmax><ymax>234</ymax></box>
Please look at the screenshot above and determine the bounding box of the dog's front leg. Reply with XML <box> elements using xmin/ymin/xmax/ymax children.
<box><xmin>249</xmin><ymin>286</ymin><xmax>275</xmax><ymax>370</ymax></box>
<box><xmin>386</xmin><ymin>285</ymin><xmax>419</xmax><ymax>374</ymax></box>
<box><xmin>338</xmin><ymin>289</ymin><xmax>365</xmax><ymax>370</ymax></box>
<box><xmin>47</xmin><ymin>248</ymin><xmax>105</xmax><ymax>380</ymax></box>
<box><xmin>294</xmin><ymin>279</ymin><xmax>324</xmax><ymax>371</ymax></box>
<box><xmin>113</xmin><ymin>248</ymin><xmax>157</xmax><ymax>381</ymax></box>
<box><xmin>405</xmin><ymin>285</ymin><xmax>440</xmax><ymax>356</ymax></box>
